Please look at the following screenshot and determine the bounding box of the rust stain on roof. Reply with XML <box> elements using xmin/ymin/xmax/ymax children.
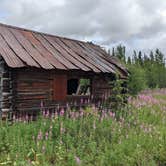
<box><xmin>0</xmin><ymin>23</ymin><xmax>128</xmax><ymax>77</ymax></box>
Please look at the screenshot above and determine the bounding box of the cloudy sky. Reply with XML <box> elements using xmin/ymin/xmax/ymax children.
<box><xmin>0</xmin><ymin>0</ymin><xmax>166</xmax><ymax>57</ymax></box>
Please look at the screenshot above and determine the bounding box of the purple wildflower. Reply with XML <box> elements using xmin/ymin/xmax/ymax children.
<box><xmin>37</xmin><ymin>130</ymin><xmax>43</xmax><ymax>140</ymax></box>
<box><xmin>45</xmin><ymin>131</ymin><xmax>49</xmax><ymax>140</ymax></box>
<box><xmin>75</xmin><ymin>156</ymin><xmax>81</xmax><ymax>165</ymax></box>
<box><xmin>60</xmin><ymin>108</ymin><xmax>65</xmax><ymax>116</ymax></box>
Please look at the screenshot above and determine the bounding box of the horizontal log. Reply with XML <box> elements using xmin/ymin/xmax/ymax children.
<box><xmin>16</xmin><ymin>95</ymin><xmax>48</xmax><ymax>100</ymax></box>
<box><xmin>16</xmin><ymin>82</ymin><xmax>50</xmax><ymax>88</ymax></box>
<box><xmin>1</xmin><ymin>109</ymin><xmax>10</xmax><ymax>112</ymax></box>
<box><xmin>1</xmin><ymin>102</ymin><xmax>11</xmax><ymax>108</ymax></box>
<box><xmin>16</xmin><ymin>87</ymin><xmax>50</xmax><ymax>91</ymax></box>
<box><xmin>17</xmin><ymin>89</ymin><xmax>53</xmax><ymax>93</ymax></box>
<box><xmin>2</xmin><ymin>92</ymin><xmax>11</xmax><ymax>96</ymax></box>
<box><xmin>16</xmin><ymin>91</ymin><xmax>51</xmax><ymax>95</ymax></box>
<box><xmin>16</xmin><ymin>78</ymin><xmax>51</xmax><ymax>83</ymax></box>
<box><xmin>16</xmin><ymin>73</ymin><xmax>51</xmax><ymax>80</ymax></box>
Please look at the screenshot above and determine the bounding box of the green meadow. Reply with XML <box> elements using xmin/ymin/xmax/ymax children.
<box><xmin>0</xmin><ymin>89</ymin><xmax>166</xmax><ymax>166</ymax></box>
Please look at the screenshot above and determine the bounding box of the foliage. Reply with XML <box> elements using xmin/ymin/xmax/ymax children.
<box><xmin>107</xmin><ymin>75</ymin><xmax>128</xmax><ymax>114</ymax></box>
<box><xmin>127</xmin><ymin>65</ymin><xmax>147</xmax><ymax>95</ymax></box>
<box><xmin>0</xmin><ymin>89</ymin><xmax>166</xmax><ymax>165</ymax></box>
<box><xmin>111</xmin><ymin>45</ymin><xmax>166</xmax><ymax>95</ymax></box>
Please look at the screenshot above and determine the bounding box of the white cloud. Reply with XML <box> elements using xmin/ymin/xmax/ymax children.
<box><xmin>0</xmin><ymin>0</ymin><xmax>166</xmax><ymax>56</ymax></box>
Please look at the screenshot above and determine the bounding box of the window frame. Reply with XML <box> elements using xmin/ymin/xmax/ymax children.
<box><xmin>66</xmin><ymin>77</ymin><xmax>92</xmax><ymax>97</ymax></box>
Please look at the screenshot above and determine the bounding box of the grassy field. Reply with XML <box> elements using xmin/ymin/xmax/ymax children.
<box><xmin>0</xmin><ymin>89</ymin><xmax>166</xmax><ymax>166</ymax></box>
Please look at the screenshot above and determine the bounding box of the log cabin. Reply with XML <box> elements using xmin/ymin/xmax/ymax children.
<box><xmin>0</xmin><ymin>23</ymin><xmax>128</xmax><ymax>118</ymax></box>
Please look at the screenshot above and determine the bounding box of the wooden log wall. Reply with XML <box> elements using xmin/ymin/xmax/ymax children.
<box><xmin>12</xmin><ymin>68</ymin><xmax>53</xmax><ymax>112</ymax></box>
<box><xmin>92</xmin><ymin>75</ymin><xmax>112</xmax><ymax>102</ymax></box>
<box><xmin>12</xmin><ymin>69</ymin><xmax>113</xmax><ymax>112</ymax></box>
<box><xmin>0</xmin><ymin>57</ymin><xmax>13</xmax><ymax>119</ymax></box>
<box><xmin>0</xmin><ymin>65</ymin><xmax>114</xmax><ymax>116</ymax></box>
<box><xmin>12</xmin><ymin>69</ymin><xmax>93</xmax><ymax>112</ymax></box>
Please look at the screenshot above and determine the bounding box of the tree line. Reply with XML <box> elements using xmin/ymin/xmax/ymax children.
<box><xmin>110</xmin><ymin>45</ymin><xmax>166</xmax><ymax>95</ymax></box>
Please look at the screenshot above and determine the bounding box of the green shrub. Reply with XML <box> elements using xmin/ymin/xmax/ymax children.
<box><xmin>128</xmin><ymin>65</ymin><xmax>147</xmax><ymax>95</ymax></box>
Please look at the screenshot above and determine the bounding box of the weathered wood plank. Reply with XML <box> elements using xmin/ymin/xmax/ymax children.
<box><xmin>22</xmin><ymin>31</ymin><xmax>66</xmax><ymax>70</ymax></box>
<box><xmin>61</xmin><ymin>39</ymin><xmax>100</xmax><ymax>73</ymax></box>
<box><xmin>34</xmin><ymin>33</ymin><xmax>77</xmax><ymax>69</ymax></box>
<box><xmin>0</xmin><ymin>35</ymin><xmax>24</xmax><ymax>68</ymax></box>
<box><xmin>9</xmin><ymin>28</ymin><xmax>53</xmax><ymax>69</ymax></box>
<box><xmin>0</xmin><ymin>26</ymin><xmax>39</xmax><ymax>67</ymax></box>
<box><xmin>54</xmin><ymin>38</ymin><xmax>91</xmax><ymax>71</ymax></box>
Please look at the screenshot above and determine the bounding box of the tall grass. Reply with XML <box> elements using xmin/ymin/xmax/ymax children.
<box><xmin>0</xmin><ymin>89</ymin><xmax>166</xmax><ymax>166</ymax></box>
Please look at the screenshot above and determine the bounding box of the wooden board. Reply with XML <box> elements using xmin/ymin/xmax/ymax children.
<box><xmin>53</xmin><ymin>74</ymin><xmax>67</xmax><ymax>101</ymax></box>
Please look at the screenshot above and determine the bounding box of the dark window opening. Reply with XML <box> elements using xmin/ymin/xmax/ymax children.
<box><xmin>67</xmin><ymin>78</ymin><xmax>91</xmax><ymax>95</ymax></box>
<box><xmin>67</xmin><ymin>79</ymin><xmax>79</xmax><ymax>95</ymax></box>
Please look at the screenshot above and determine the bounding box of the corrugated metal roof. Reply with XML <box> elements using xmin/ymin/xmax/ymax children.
<box><xmin>0</xmin><ymin>23</ymin><xmax>128</xmax><ymax>77</ymax></box>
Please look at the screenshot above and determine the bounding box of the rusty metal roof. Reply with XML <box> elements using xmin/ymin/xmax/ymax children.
<box><xmin>0</xmin><ymin>23</ymin><xmax>128</xmax><ymax>77</ymax></box>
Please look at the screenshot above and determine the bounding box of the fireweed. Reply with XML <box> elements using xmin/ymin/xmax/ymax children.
<box><xmin>0</xmin><ymin>89</ymin><xmax>166</xmax><ymax>165</ymax></box>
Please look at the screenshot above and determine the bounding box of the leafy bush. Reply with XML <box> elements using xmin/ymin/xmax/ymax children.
<box><xmin>128</xmin><ymin>65</ymin><xmax>147</xmax><ymax>95</ymax></box>
<box><xmin>106</xmin><ymin>76</ymin><xmax>129</xmax><ymax>119</ymax></box>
